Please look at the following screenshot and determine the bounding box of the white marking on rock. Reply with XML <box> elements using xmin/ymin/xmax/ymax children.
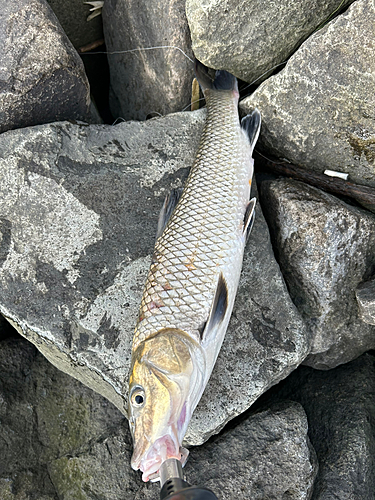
<box><xmin>324</xmin><ymin>170</ymin><xmax>349</xmax><ymax>180</ymax></box>
<box><xmin>0</xmin><ymin>165</ymin><xmax>102</xmax><ymax>285</ymax></box>
<box><xmin>76</xmin><ymin>255</ymin><xmax>151</xmax><ymax>366</ymax></box>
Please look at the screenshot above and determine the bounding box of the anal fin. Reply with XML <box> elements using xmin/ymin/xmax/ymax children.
<box><xmin>156</xmin><ymin>188</ymin><xmax>183</xmax><ymax>240</ymax></box>
<box><xmin>200</xmin><ymin>273</ymin><xmax>228</xmax><ymax>342</ymax></box>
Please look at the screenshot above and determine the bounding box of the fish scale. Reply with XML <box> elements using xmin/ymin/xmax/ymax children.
<box><xmin>132</xmin><ymin>90</ymin><xmax>251</xmax><ymax>351</ymax></box>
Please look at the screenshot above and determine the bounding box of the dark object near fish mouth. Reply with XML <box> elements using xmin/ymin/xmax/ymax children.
<box><xmin>159</xmin><ymin>458</ymin><xmax>218</xmax><ymax>500</ymax></box>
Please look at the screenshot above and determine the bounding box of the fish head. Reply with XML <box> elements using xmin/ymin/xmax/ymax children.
<box><xmin>128</xmin><ymin>328</ymin><xmax>202</xmax><ymax>482</ymax></box>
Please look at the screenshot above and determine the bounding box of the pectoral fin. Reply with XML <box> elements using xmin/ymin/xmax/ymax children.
<box><xmin>243</xmin><ymin>197</ymin><xmax>256</xmax><ymax>241</ymax></box>
<box><xmin>156</xmin><ymin>188</ymin><xmax>183</xmax><ymax>240</ymax></box>
<box><xmin>200</xmin><ymin>273</ymin><xmax>228</xmax><ymax>342</ymax></box>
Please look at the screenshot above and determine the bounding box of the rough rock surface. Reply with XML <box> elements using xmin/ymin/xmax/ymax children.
<box><xmin>0</xmin><ymin>113</ymin><xmax>309</xmax><ymax>446</ymax></box>
<box><xmin>0</xmin><ymin>337</ymin><xmax>318</xmax><ymax>500</ymax></box>
<box><xmin>185</xmin><ymin>401</ymin><xmax>318</xmax><ymax>500</ymax></box>
<box><xmin>270</xmin><ymin>353</ymin><xmax>375</xmax><ymax>500</ymax></box>
<box><xmin>102</xmin><ymin>0</ymin><xmax>194</xmax><ymax>121</ymax></box>
<box><xmin>260</xmin><ymin>178</ymin><xmax>375</xmax><ymax>369</ymax></box>
<box><xmin>46</xmin><ymin>0</ymin><xmax>103</xmax><ymax>49</ymax></box>
<box><xmin>186</xmin><ymin>0</ymin><xmax>353</xmax><ymax>84</ymax></box>
<box><xmin>241</xmin><ymin>0</ymin><xmax>375</xmax><ymax>188</ymax></box>
<box><xmin>356</xmin><ymin>277</ymin><xmax>375</xmax><ymax>325</ymax></box>
<box><xmin>0</xmin><ymin>337</ymin><xmax>131</xmax><ymax>500</ymax></box>
<box><xmin>0</xmin><ymin>0</ymin><xmax>91</xmax><ymax>134</ymax></box>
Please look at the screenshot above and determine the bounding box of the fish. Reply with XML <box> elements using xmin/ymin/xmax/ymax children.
<box><xmin>128</xmin><ymin>59</ymin><xmax>261</xmax><ymax>482</ymax></box>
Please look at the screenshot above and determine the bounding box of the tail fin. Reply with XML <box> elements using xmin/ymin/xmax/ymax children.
<box><xmin>241</xmin><ymin>109</ymin><xmax>261</xmax><ymax>149</ymax></box>
<box><xmin>194</xmin><ymin>58</ymin><xmax>238</xmax><ymax>95</ymax></box>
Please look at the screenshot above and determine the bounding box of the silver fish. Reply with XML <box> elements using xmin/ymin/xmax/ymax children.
<box><xmin>128</xmin><ymin>60</ymin><xmax>261</xmax><ymax>482</ymax></box>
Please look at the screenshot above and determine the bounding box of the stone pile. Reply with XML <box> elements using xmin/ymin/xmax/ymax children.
<box><xmin>0</xmin><ymin>0</ymin><xmax>374</xmax><ymax>498</ymax></box>
<box><xmin>0</xmin><ymin>0</ymin><xmax>93</xmax><ymax>134</ymax></box>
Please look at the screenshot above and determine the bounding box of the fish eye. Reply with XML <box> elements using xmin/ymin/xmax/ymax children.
<box><xmin>130</xmin><ymin>386</ymin><xmax>146</xmax><ymax>408</ymax></box>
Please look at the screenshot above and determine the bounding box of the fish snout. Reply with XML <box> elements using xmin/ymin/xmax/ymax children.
<box><xmin>132</xmin><ymin>433</ymin><xmax>181</xmax><ymax>482</ymax></box>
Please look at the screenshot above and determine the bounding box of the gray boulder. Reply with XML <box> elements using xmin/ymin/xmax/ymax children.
<box><xmin>356</xmin><ymin>277</ymin><xmax>375</xmax><ymax>326</ymax></box>
<box><xmin>0</xmin><ymin>112</ymin><xmax>309</xmax><ymax>446</ymax></box>
<box><xmin>241</xmin><ymin>0</ymin><xmax>375</xmax><ymax>188</ymax></box>
<box><xmin>0</xmin><ymin>337</ymin><xmax>129</xmax><ymax>500</ymax></box>
<box><xmin>260</xmin><ymin>178</ymin><xmax>375</xmax><ymax>369</ymax></box>
<box><xmin>0</xmin><ymin>0</ymin><xmax>91</xmax><ymax>134</ymax></box>
<box><xmin>102</xmin><ymin>0</ymin><xmax>194</xmax><ymax>121</ymax></box>
<box><xmin>186</xmin><ymin>0</ymin><xmax>354</xmax><ymax>84</ymax></box>
<box><xmin>271</xmin><ymin>353</ymin><xmax>375</xmax><ymax>500</ymax></box>
<box><xmin>46</xmin><ymin>0</ymin><xmax>103</xmax><ymax>49</ymax></box>
<box><xmin>185</xmin><ymin>401</ymin><xmax>318</xmax><ymax>500</ymax></box>
<box><xmin>0</xmin><ymin>337</ymin><xmax>317</xmax><ymax>499</ymax></box>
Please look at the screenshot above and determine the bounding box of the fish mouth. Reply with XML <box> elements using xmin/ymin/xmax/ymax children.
<box><xmin>131</xmin><ymin>433</ymin><xmax>182</xmax><ymax>482</ymax></box>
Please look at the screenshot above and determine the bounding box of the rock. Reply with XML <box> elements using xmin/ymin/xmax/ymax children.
<box><xmin>0</xmin><ymin>112</ymin><xmax>309</xmax><ymax>446</ymax></box>
<box><xmin>260</xmin><ymin>178</ymin><xmax>375</xmax><ymax>369</ymax></box>
<box><xmin>270</xmin><ymin>353</ymin><xmax>375</xmax><ymax>500</ymax></box>
<box><xmin>0</xmin><ymin>111</ymin><xmax>206</xmax><ymax>418</ymax></box>
<box><xmin>186</xmin><ymin>180</ymin><xmax>310</xmax><ymax>445</ymax></box>
<box><xmin>102</xmin><ymin>0</ymin><xmax>194</xmax><ymax>120</ymax></box>
<box><xmin>0</xmin><ymin>0</ymin><xmax>91</xmax><ymax>134</ymax></box>
<box><xmin>240</xmin><ymin>0</ymin><xmax>375</xmax><ymax>189</ymax></box>
<box><xmin>46</xmin><ymin>0</ymin><xmax>103</xmax><ymax>50</ymax></box>
<box><xmin>186</xmin><ymin>0</ymin><xmax>354</xmax><ymax>84</ymax></box>
<box><xmin>0</xmin><ymin>337</ymin><xmax>318</xmax><ymax>499</ymax></box>
<box><xmin>0</xmin><ymin>337</ymin><xmax>129</xmax><ymax>500</ymax></box>
<box><xmin>356</xmin><ymin>277</ymin><xmax>375</xmax><ymax>325</ymax></box>
<box><xmin>185</xmin><ymin>401</ymin><xmax>318</xmax><ymax>500</ymax></box>
<box><xmin>49</xmin><ymin>402</ymin><xmax>318</xmax><ymax>500</ymax></box>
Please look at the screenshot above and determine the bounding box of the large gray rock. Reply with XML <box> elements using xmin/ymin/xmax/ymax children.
<box><xmin>46</xmin><ymin>0</ymin><xmax>103</xmax><ymax>49</ymax></box>
<box><xmin>0</xmin><ymin>337</ymin><xmax>129</xmax><ymax>500</ymax></box>
<box><xmin>271</xmin><ymin>353</ymin><xmax>375</xmax><ymax>500</ymax></box>
<box><xmin>356</xmin><ymin>277</ymin><xmax>375</xmax><ymax>325</ymax></box>
<box><xmin>0</xmin><ymin>0</ymin><xmax>91</xmax><ymax>134</ymax></box>
<box><xmin>102</xmin><ymin>0</ymin><xmax>194</xmax><ymax>121</ymax></box>
<box><xmin>185</xmin><ymin>401</ymin><xmax>317</xmax><ymax>500</ymax></box>
<box><xmin>0</xmin><ymin>113</ymin><xmax>309</xmax><ymax>446</ymax></box>
<box><xmin>186</xmin><ymin>0</ymin><xmax>354</xmax><ymax>84</ymax></box>
<box><xmin>50</xmin><ymin>402</ymin><xmax>318</xmax><ymax>500</ymax></box>
<box><xmin>0</xmin><ymin>337</ymin><xmax>317</xmax><ymax>499</ymax></box>
<box><xmin>241</xmin><ymin>0</ymin><xmax>375</xmax><ymax>188</ymax></box>
<box><xmin>261</xmin><ymin>178</ymin><xmax>375</xmax><ymax>369</ymax></box>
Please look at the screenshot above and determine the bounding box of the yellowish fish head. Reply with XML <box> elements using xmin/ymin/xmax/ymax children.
<box><xmin>128</xmin><ymin>328</ymin><xmax>203</xmax><ymax>482</ymax></box>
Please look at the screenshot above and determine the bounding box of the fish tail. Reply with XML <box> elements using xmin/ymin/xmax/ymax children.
<box><xmin>194</xmin><ymin>58</ymin><xmax>238</xmax><ymax>96</ymax></box>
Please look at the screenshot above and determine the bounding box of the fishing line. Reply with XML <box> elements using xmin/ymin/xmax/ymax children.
<box><xmin>83</xmin><ymin>45</ymin><xmax>288</xmax><ymax>116</ymax></box>
<box><xmin>181</xmin><ymin>98</ymin><xmax>205</xmax><ymax>112</ymax></box>
<box><xmin>81</xmin><ymin>45</ymin><xmax>194</xmax><ymax>63</ymax></box>
<box><xmin>254</xmin><ymin>149</ymin><xmax>292</xmax><ymax>166</ymax></box>
<box><xmin>240</xmin><ymin>61</ymin><xmax>288</xmax><ymax>95</ymax></box>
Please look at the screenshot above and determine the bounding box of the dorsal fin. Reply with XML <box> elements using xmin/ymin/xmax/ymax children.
<box><xmin>200</xmin><ymin>273</ymin><xmax>228</xmax><ymax>342</ymax></box>
<box><xmin>156</xmin><ymin>188</ymin><xmax>183</xmax><ymax>240</ymax></box>
<box><xmin>243</xmin><ymin>197</ymin><xmax>256</xmax><ymax>241</ymax></box>
<box><xmin>241</xmin><ymin>109</ymin><xmax>261</xmax><ymax>150</ymax></box>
